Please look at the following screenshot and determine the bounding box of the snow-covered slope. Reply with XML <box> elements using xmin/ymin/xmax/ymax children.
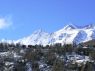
<box><xmin>16</xmin><ymin>29</ymin><xmax>51</xmax><ymax>46</ymax></box>
<box><xmin>16</xmin><ymin>24</ymin><xmax>95</xmax><ymax>46</ymax></box>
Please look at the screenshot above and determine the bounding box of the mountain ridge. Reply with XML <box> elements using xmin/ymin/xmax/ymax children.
<box><xmin>0</xmin><ymin>24</ymin><xmax>95</xmax><ymax>46</ymax></box>
<box><xmin>15</xmin><ymin>24</ymin><xmax>95</xmax><ymax>46</ymax></box>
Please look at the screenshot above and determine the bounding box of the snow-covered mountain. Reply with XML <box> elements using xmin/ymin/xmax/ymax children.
<box><xmin>15</xmin><ymin>24</ymin><xmax>95</xmax><ymax>46</ymax></box>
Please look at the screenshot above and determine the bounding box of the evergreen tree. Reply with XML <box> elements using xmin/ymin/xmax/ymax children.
<box><xmin>52</xmin><ymin>59</ymin><xmax>65</xmax><ymax>71</ymax></box>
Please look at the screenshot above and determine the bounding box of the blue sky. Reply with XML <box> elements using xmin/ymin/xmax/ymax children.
<box><xmin>0</xmin><ymin>0</ymin><xmax>95</xmax><ymax>40</ymax></box>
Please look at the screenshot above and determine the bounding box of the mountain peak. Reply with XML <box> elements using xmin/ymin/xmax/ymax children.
<box><xmin>33</xmin><ymin>29</ymin><xmax>44</xmax><ymax>34</ymax></box>
<box><xmin>84</xmin><ymin>24</ymin><xmax>95</xmax><ymax>29</ymax></box>
<box><xmin>64</xmin><ymin>24</ymin><xmax>77</xmax><ymax>30</ymax></box>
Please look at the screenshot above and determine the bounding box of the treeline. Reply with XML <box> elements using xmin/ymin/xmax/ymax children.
<box><xmin>0</xmin><ymin>42</ymin><xmax>95</xmax><ymax>71</ymax></box>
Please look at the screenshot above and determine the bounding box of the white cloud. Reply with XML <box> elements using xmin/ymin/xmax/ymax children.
<box><xmin>0</xmin><ymin>16</ymin><xmax>12</xmax><ymax>29</ymax></box>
